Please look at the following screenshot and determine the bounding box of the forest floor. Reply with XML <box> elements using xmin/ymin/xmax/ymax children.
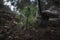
<box><xmin>0</xmin><ymin>25</ymin><xmax>60</xmax><ymax>40</ymax></box>
<box><xmin>0</xmin><ymin>21</ymin><xmax>60</xmax><ymax>40</ymax></box>
<box><xmin>17</xmin><ymin>27</ymin><xmax>60</xmax><ymax>40</ymax></box>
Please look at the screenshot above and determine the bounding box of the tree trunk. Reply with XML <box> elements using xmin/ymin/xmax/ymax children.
<box><xmin>37</xmin><ymin>0</ymin><xmax>49</xmax><ymax>28</ymax></box>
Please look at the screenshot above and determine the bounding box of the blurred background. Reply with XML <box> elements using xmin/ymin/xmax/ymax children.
<box><xmin>0</xmin><ymin>0</ymin><xmax>60</xmax><ymax>40</ymax></box>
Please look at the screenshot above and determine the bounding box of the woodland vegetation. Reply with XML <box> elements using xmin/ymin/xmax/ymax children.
<box><xmin>0</xmin><ymin>0</ymin><xmax>60</xmax><ymax>40</ymax></box>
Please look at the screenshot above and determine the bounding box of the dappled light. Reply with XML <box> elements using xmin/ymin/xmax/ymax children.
<box><xmin>0</xmin><ymin>0</ymin><xmax>60</xmax><ymax>40</ymax></box>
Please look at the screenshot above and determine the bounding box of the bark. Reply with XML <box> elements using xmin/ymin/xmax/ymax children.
<box><xmin>37</xmin><ymin>0</ymin><xmax>49</xmax><ymax>28</ymax></box>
